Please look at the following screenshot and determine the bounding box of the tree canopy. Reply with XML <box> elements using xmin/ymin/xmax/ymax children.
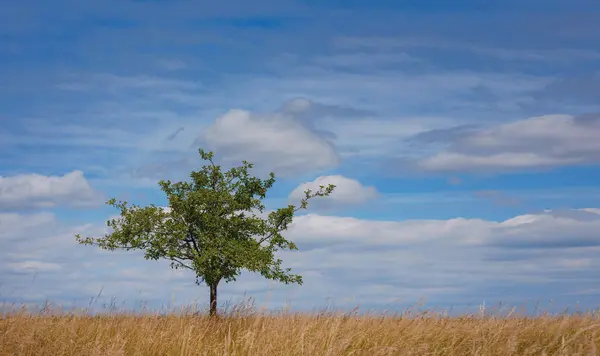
<box><xmin>76</xmin><ymin>149</ymin><xmax>335</xmax><ymax>316</ymax></box>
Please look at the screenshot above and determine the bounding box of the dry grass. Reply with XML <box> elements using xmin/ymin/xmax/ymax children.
<box><xmin>2</xmin><ymin>302</ymin><xmax>600</xmax><ymax>356</ymax></box>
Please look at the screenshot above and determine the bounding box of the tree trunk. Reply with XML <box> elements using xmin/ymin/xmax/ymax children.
<box><xmin>209</xmin><ymin>282</ymin><xmax>218</xmax><ymax>317</ymax></box>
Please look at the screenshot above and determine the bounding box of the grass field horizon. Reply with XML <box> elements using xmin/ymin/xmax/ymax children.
<box><xmin>3</xmin><ymin>296</ymin><xmax>600</xmax><ymax>355</ymax></box>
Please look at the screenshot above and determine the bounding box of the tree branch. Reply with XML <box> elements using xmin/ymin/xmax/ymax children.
<box><xmin>257</xmin><ymin>205</ymin><xmax>304</xmax><ymax>245</ymax></box>
<box><xmin>170</xmin><ymin>256</ymin><xmax>194</xmax><ymax>271</ymax></box>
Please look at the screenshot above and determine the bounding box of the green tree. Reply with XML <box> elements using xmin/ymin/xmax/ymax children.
<box><xmin>76</xmin><ymin>149</ymin><xmax>335</xmax><ymax>316</ymax></box>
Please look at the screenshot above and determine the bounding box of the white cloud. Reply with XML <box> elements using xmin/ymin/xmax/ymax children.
<box><xmin>414</xmin><ymin>114</ymin><xmax>600</xmax><ymax>172</ymax></box>
<box><xmin>0</xmin><ymin>212</ymin><xmax>57</xmax><ymax>245</ymax></box>
<box><xmin>0</xmin><ymin>171</ymin><xmax>103</xmax><ymax>210</ymax></box>
<box><xmin>201</xmin><ymin>109</ymin><xmax>340</xmax><ymax>176</ymax></box>
<box><xmin>0</xmin><ymin>211</ymin><xmax>189</xmax><ymax>306</ymax></box>
<box><xmin>288</xmin><ymin>214</ymin><xmax>488</xmax><ymax>247</ymax></box>
<box><xmin>289</xmin><ymin>175</ymin><xmax>378</xmax><ymax>207</ymax></box>
<box><xmin>276</xmin><ymin>208</ymin><xmax>600</xmax><ymax>307</ymax></box>
<box><xmin>2</xmin><ymin>207</ymin><xmax>600</xmax><ymax>312</ymax></box>
<box><xmin>286</xmin><ymin>208</ymin><xmax>600</xmax><ymax>250</ymax></box>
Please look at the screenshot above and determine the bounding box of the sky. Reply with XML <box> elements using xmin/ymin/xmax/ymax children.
<box><xmin>1</xmin><ymin>0</ymin><xmax>600</xmax><ymax>316</ymax></box>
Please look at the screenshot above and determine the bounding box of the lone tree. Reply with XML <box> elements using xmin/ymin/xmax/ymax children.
<box><xmin>76</xmin><ymin>149</ymin><xmax>335</xmax><ymax>316</ymax></box>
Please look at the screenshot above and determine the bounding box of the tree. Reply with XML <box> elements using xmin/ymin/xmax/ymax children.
<box><xmin>76</xmin><ymin>149</ymin><xmax>335</xmax><ymax>317</ymax></box>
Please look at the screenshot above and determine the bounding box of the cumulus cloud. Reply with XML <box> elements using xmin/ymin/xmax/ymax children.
<box><xmin>410</xmin><ymin>114</ymin><xmax>600</xmax><ymax>173</ymax></box>
<box><xmin>290</xmin><ymin>208</ymin><xmax>600</xmax><ymax>250</ymax></box>
<box><xmin>289</xmin><ymin>175</ymin><xmax>378</xmax><ymax>207</ymax></box>
<box><xmin>2</xmin><ymin>206</ymin><xmax>600</xmax><ymax>312</ymax></box>
<box><xmin>0</xmin><ymin>212</ymin><xmax>58</xmax><ymax>248</ymax></box>
<box><xmin>0</xmin><ymin>210</ymin><xmax>189</xmax><ymax>306</ymax></box>
<box><xmin>200</xmin><ymin>108</ymin><xmax>340</xmax><ymax>176</ymax></box>
<box><xmin>123</xmin><ymin>98</ymin><xmax>378</xmax><ymax>182</ymax></box>
<box><xmin>0</xmin><ymin>171</ymin><xmax>103</xmax><ymax>210</ymax></box>
<box><xmin>287</xmin><ymin>214</ymin><xmax>488</xmax><ymax>248</ymax></box>
<box><xmin>491</xmin><ymin>209</ymin><xmax>600</xmax><ymax>249</ymax></box>
<box><xmin>279</xmin><ymin>208</ymin><xmax>600</xmax><ymax>309</ymax></box>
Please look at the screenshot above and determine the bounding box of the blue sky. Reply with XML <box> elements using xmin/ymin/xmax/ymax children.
<box><xmin>2</xmin><ymin>0</ymin><xmax>600</xmax><ymax>315</ymax></box>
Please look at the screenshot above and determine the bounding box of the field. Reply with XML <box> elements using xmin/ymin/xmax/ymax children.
<box><xmin>2</xmin><ymin>301</ymin><xmax>600</xmax><ymax>356</ymax></box>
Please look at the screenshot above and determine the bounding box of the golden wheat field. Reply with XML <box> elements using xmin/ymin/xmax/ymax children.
<box><xmin>2</xmin><ymin>302</ymin><xmax>600</xmax><ymax>356</ymax></box>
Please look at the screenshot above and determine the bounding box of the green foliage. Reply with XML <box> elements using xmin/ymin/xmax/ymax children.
<box><xmin>76</xmin><ymin>148</ymin><xmax>335</xmax><ymax>295</ymax></box>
